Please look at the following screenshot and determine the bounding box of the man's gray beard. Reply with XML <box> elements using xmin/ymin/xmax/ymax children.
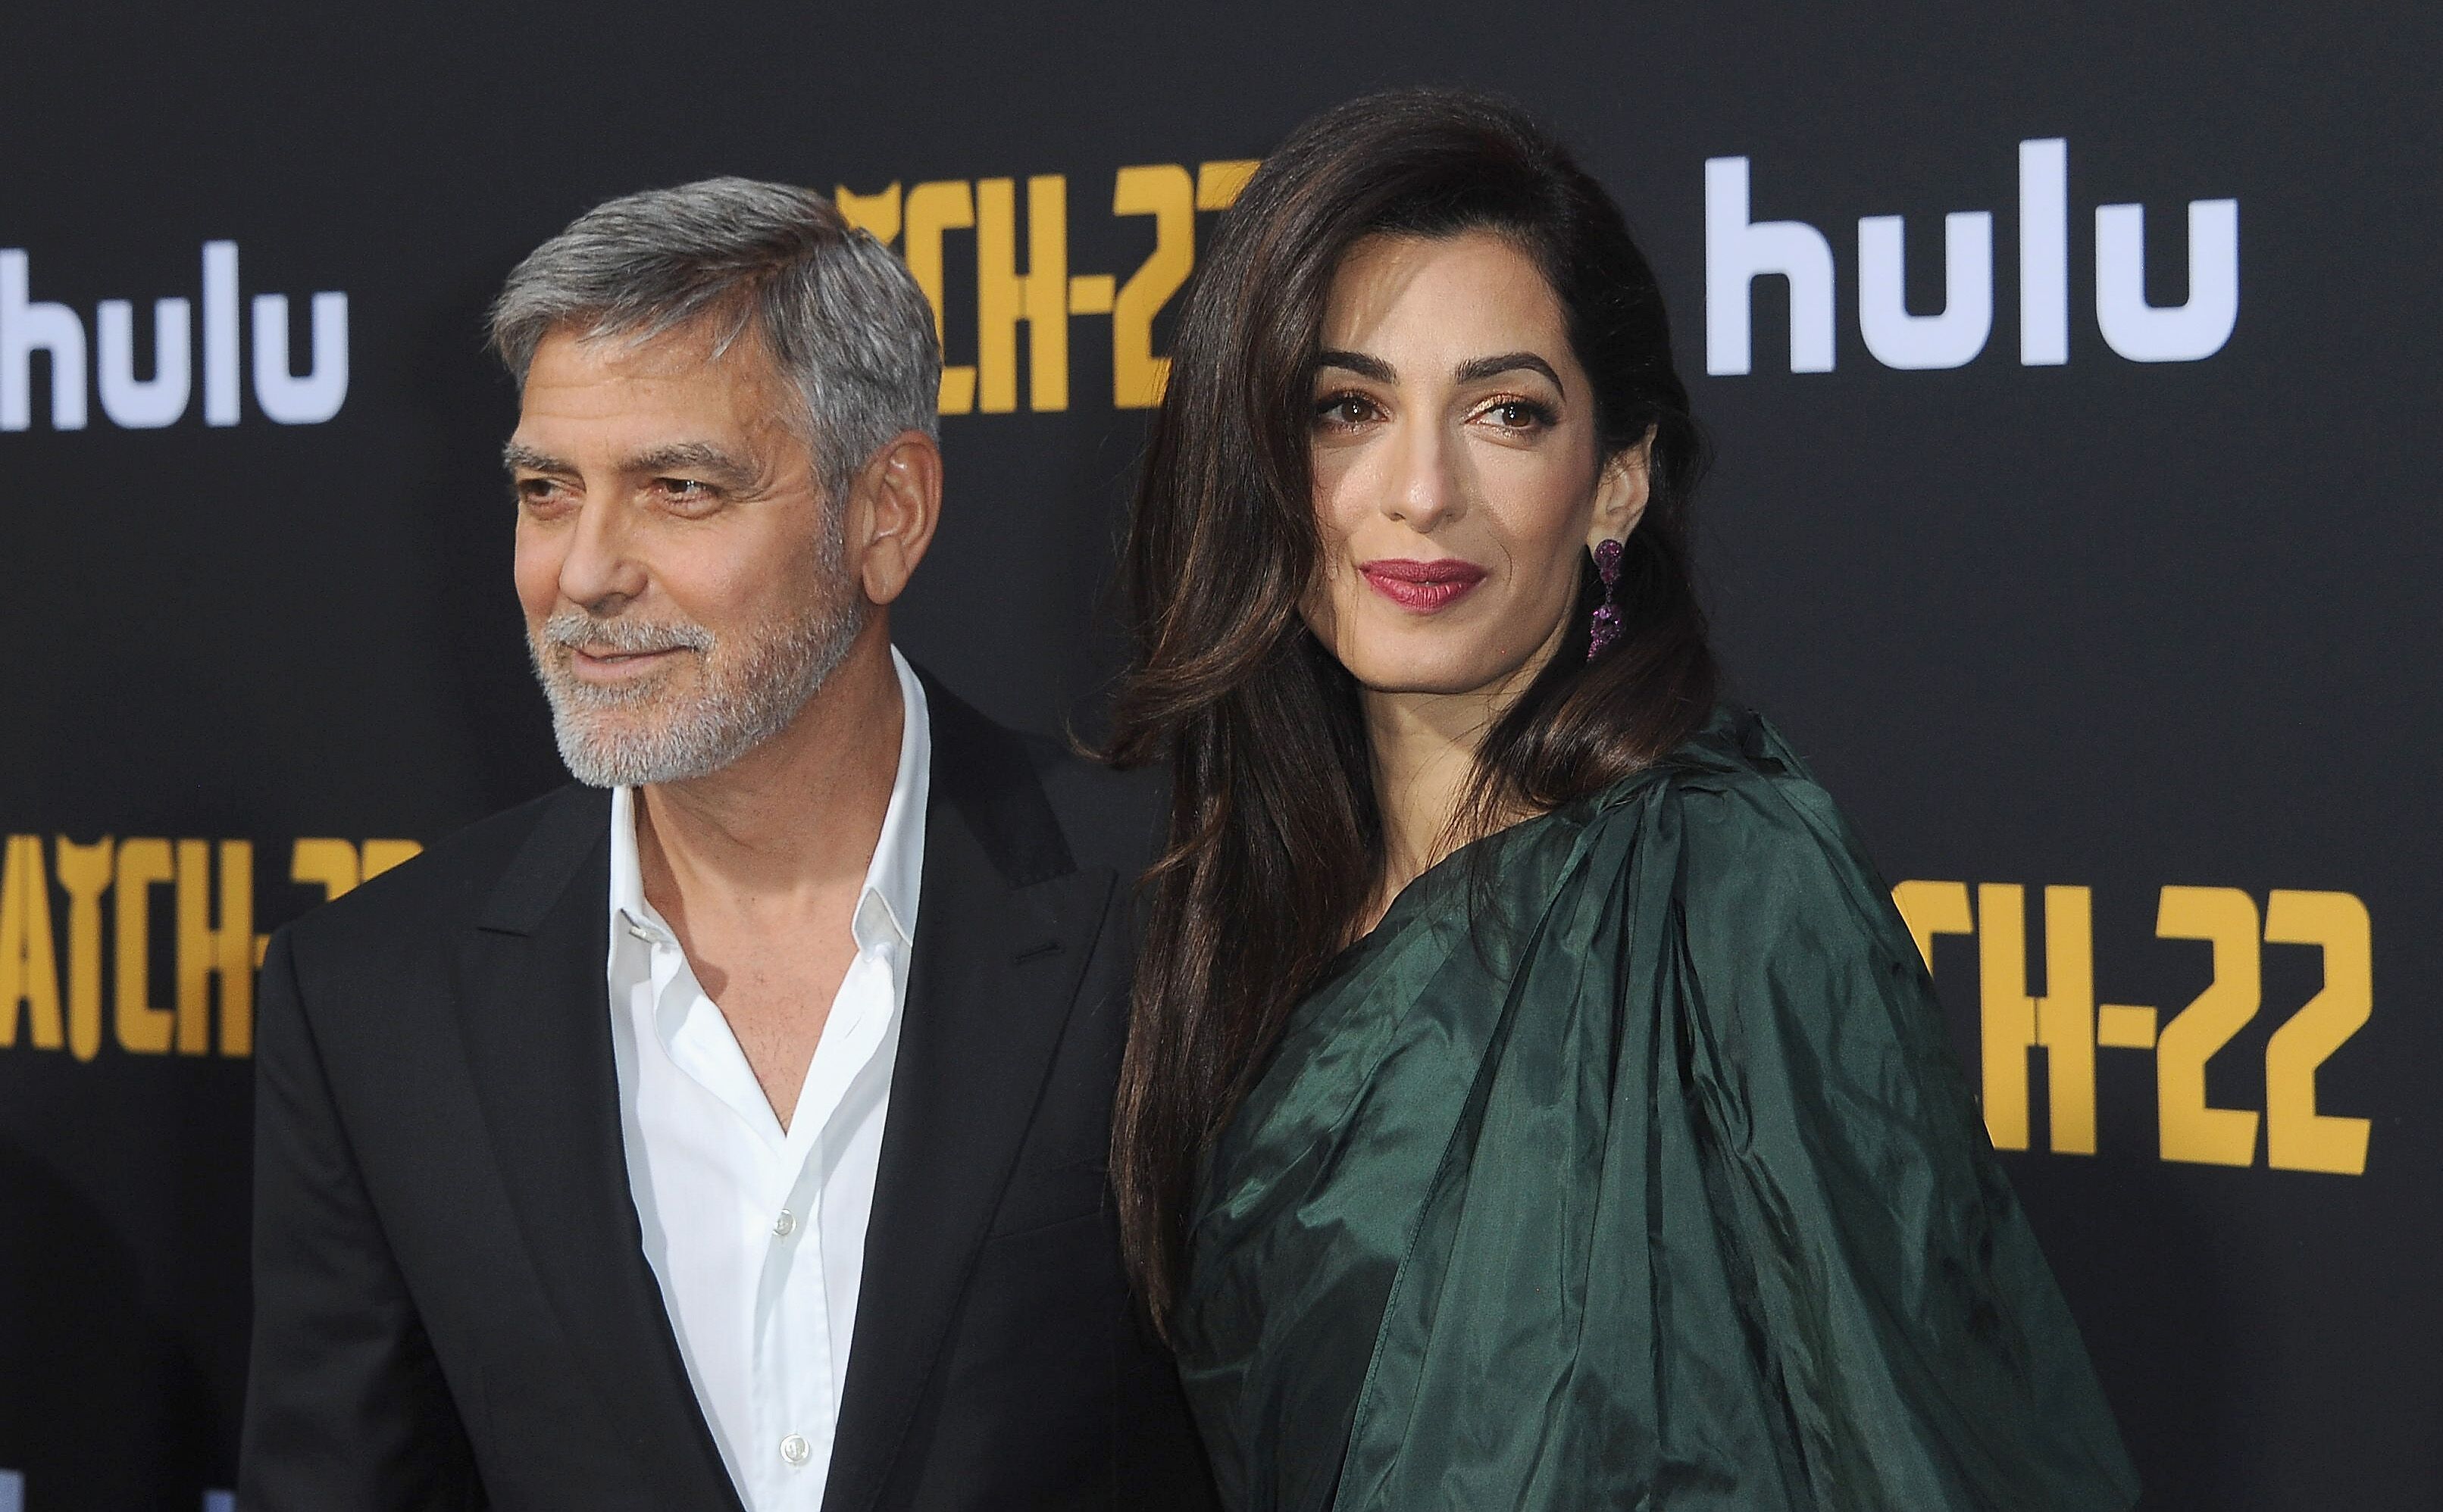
<box><xmin>528</xmin><ymin>567</ymin><xmax>867</xmax><ymax>789</ymax></box>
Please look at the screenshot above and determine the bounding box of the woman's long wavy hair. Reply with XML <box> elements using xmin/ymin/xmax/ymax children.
<box><xmin>1105</xmin><ymin>88</ymin><xmax>1719</xmax><ymax>1329</ymax></box>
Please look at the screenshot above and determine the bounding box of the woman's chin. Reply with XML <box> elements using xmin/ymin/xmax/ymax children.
<box><xmin>1345</xmin><ymin>653</ymin><xmax>1531</xmax><ymax>701</ymax></box>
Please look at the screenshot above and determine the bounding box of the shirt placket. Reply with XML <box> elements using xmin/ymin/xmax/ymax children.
<box><xmin>752</xmin><ymin>1124</ymin><xmax>834</xmax><ymax>1507</ymax></box>
<box><xmin>763</xmin><ymin>933</ymin><xmax>905</xmax><ymax>1512</ymax></box>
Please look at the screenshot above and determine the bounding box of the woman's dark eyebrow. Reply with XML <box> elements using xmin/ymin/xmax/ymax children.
<box><xmin>1455</xmin><ymin>352</ymin><xmax>1564</xmax><ymax>392</ymax></box>
<box><xmin>1316</xmin><ymin>349</ymin><xmax>1396</xmax><ymax>383</ymax></box>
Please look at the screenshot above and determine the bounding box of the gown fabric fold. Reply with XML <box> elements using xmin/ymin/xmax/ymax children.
<box><xmin>1176</xmin><ymin>708</ymin><xmax>2138</xmax><ymax>1511</ymax></box>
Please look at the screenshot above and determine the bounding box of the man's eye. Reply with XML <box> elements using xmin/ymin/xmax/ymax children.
<box><xmin>656</xmin><ymin>478</ymin><xmax>719</xmax><ymax>506</ymax></box>
<box><xmin>516</xmin><ymin>477</ymin><xmax>571</xmax><ymax>508</ymax></box>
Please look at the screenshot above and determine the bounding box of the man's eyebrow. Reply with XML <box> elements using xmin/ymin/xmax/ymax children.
<box><xmin>1454</xmin><ymin>351</ymin><xmax>1565</xmax><ymax>392</ymax></box>
<box><xmin>1315</xmin><ymin>348</ymin><xmax>1396</xmax><ymax>383</ymax></box>
<box><xmin>502</xmin><ymin>441</ymin><xmax>567</xmax><ymax>474</ymax></box>
<box><xmin>624</xmin><ymin>442</ymin><xmax>759</xmax><ymax>486</ymax></box>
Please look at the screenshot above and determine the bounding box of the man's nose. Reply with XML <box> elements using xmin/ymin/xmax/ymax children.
<box><xmin>557</xmin><ymin>496</ymin><xmax>650</xmax><ymax>613</ymax></box>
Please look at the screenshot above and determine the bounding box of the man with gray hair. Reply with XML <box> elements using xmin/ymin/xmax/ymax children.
<box><xmin>239</xmin><ymin>179</ymin><xmax>1215</xmax><ymax>1511</ymax></box>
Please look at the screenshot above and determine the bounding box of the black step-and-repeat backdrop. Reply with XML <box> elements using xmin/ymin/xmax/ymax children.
<box><xmin>3</xmin><ymin>6</ymin><xmax>2435</xmax><ymax>1507</ymax></box>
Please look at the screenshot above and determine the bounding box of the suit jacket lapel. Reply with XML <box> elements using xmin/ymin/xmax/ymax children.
<box><xmin>821</xmin><ymin>683</ymin><xmax>1116</xmax><ymax>1512</ymax></box>
<box><xmin>452</xmin><ymin>786</ymin><xmax>745</xmax><ymax>1512</ymax></box>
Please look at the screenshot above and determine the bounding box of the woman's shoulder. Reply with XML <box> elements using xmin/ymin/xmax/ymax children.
<box><xmin>1594</xmin><ymin>703</ymin><xmax>1850</xmax><ymax>851</ymax></box>
<box><xmin>1635</xmin><ymin>701</ymin><xmax>1824</xmax><ymax>804</ymax></box>
<box><xmin>1591</xmin><ymin>708</ymin><xmax>1963</xmax><ymax>1113</ymax></box>
<box><xmin>1600</xmin><ymin>704</ymin><xmax>1916</xmax><ymax>972</ymax></box>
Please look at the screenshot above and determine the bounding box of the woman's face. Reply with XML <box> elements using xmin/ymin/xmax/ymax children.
<box><xmin>1301</xmin><ymin>230</ymin><xmax>1649</xmax><ymax>702</ymax></box>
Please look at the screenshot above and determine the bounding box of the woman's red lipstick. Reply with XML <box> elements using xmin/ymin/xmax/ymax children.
<box><xmin>1360</xmin><ymin>558</ymin><xmax>1487</xmax><ymax>612</ymax></box>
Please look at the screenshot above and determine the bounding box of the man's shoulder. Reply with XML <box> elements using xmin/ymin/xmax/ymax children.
<box><xmin>1020</xmin><ymin>733</ymin><xmax>1165</xmax><ymax>879</ymax></box>
<box><xmin>283</xmin><ymin>784</ymin><xmax>606</xmax><ymax>964</ymax></box>
<box><xmin>918</xmin><ymin>670</ymin><xmax>1164</xmax><ymax>880</ymax></box>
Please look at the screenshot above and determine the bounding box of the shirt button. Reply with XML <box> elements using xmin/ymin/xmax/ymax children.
<box><xmin>780</xmin><ymin>1433</ymin><xmax>811</xmax><ymax>1467</ymax></box>
<box><xmin>772</xmin><ymin>1209</ymin><xmax>797</xmax><ymax>1238</ymax></box>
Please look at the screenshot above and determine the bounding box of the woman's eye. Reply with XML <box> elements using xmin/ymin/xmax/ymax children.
<box><xmin>1483</xmin><ymin>399</ymin><xmax>1553</xmax><ymax>431</ymax></box>
<box><xmin>1315</xmin><ymin>392</ymin><xmax>1378</xmax><ymax>427</ymax></box>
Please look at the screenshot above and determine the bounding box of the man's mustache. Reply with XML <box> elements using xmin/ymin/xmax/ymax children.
<box><xmin>539</xmin><ymin>609</ymin><xmax>716</xmax><ymax>655</ymax></box>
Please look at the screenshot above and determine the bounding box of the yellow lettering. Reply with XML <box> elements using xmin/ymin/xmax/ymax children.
<box><xmin>1890</xmin><ymin>879</ymin><xmax>1972</xmax><ymax>972</ymax></box>
<box><xmin>904</xmin><ymin>180</ymin><xmax>977</xmax><ymax>414</ymax></box>
<box><xmin>2096</xmin><ymin>1003</ymin><xmax>2159</xmax><ymax>1048</ymax></box>
<box><xmin>1976</xmin><ymin>885</ymin><xmax>2037</xmax><ymax>1150</ymax></box>
<box><xmin>1067</xmin><ymin>273</ymin><xmax>1115</xmax><ymax>315</ymax></box>
<box><xmin>360</xmin><ymin>839</ymin><xmax>422</xmax><ymax>882</ymax></box>
<box><xmin>1111</xmin><ymin>164</ymin><xmax>1194</xmax><ymax>410</ymax></box>
<box><xmin>835</xmin><ymin>182</ymin><xmax>903</xmax><ymax>245</ymax></box>
<box><xmin>0</xmin><ymin>836</ymin><xmax>64</xmax><ymax>1051</ymax></box>
<box><xmin>2155</xmin><ymin>886</ymin><xmax>2261</xmax><ymax>1166</ymax></box>
<box><xmin>1196</xmin><ymin>159</ymin><xmax>1259</xmax><ymax>210</ymax></box>
<box><xmin>176</xmin><ymin>840</ymin><xmax>253</xmax><ymax>1057</ymax></box>
<box><xmin>114</xmin><ymin>838</ymin><xmax>174</xmax><ymax>1054</ymax></box>
<box><xmin>54</xmin><ymin>836</ymin><xmax>110</xmax><ymax>1061</ymax></box>
<box><xmin>1976</xmin><ymin>883</ymin><xmax>2096</xmax><ymax>1154</ymax></box>
<box><xmin>977</xmin><ymin>174</ymin><xmax>1069</xmax><ymax>412</ymax></box>
<box><xmin>290</xmin><ymin>837</ymin><xmax>359</xmax><ymax>899</ymax></box>
<box><xmin>2262</xmin><ymin>889</ymin><xmax>2372</xmax><ymax>1175</ymax></box>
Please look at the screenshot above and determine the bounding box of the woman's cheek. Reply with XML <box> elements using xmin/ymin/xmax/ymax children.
<box><xmin>1515</xmin><ymin>463</ymin><xmax>1597</xmax><ymax>579</ymax></box>
<box><xmin>1311</xmin><ymin>450</ymin><xmax>1368</xmax><ymax>530</ymax></box>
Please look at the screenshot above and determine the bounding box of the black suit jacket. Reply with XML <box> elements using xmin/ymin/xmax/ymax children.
<box><xmin>240</xmin><ymin>676</ymin><xmax>1215</xmax><ymax>1511</ymax></box>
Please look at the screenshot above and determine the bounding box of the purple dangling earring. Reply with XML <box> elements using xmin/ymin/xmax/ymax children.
<box><xmin>1586</xmin><ymin>539</ymin><xmax>1625</xmax><ymax>661</ymax></box>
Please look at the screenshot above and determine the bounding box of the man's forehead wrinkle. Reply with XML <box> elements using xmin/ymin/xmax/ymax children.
<box><xmin>538</xmin><ymin>303</ymin><xmax>801</xmax><ymax>411</ymax></box>
<box><xmin>570</xmin><ymin>298</ymin><xmax>774</xmax><ymax>383</ymax></box>
<box><xmin>516</xmin><ymin>324</ymin><xmax>818</xmax><ymax>495</ymax></box>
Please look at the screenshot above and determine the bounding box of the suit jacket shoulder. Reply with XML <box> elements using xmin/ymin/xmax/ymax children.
<box><xmin>279</xmin><ymin>784</ymin><xmax>606</xmax><ymax>979</ymax></box>
<box><xmin>915</xmin><ymin>670</ymin><xmax>1164</xmax><ymax>883</ymax></box>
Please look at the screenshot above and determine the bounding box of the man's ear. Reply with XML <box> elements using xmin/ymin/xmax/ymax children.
<box><xmin>1587</xmin><ymin>428</ymin><xmax>1655</xmax><ymax>551</ymax></box>
<box><xmin>849</xmin><ymin>430</ymin><xmax>943</xmax><ymax>606</ymax></box>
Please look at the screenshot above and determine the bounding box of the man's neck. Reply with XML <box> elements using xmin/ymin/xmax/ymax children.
<box><xmin>636</xmin><ymin>623</ymin><xmax>905</xmax><ymax>915</ymax></box>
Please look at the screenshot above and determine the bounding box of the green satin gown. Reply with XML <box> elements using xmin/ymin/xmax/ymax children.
<box><xmin>1176</xmin><ymin>709</ymin><xmax>2139</xmax><ymax>1510</ymax></box>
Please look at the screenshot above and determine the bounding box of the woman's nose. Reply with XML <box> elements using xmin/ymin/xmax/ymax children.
<box><xmin>1381</xmin><ymin>413</ymin><xmax>1462</xmax><ymax>530</ymax></box>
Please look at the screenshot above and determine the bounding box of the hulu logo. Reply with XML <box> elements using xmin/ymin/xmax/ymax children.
<box><xmin>1706</xmin><ymin>139</ymin><xmax>2238</xmax><ymax>374</ymax></box>
<box><xmin>2</xmin><ymin>241</ymin><xmax>348</xmax><ymax>431</ymax></box>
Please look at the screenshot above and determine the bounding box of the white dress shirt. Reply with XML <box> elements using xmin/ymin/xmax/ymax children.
<box><xmin>605</xmin><ymin>648</ymin><xmax>929</xmax><ymax>1511</ymax></box>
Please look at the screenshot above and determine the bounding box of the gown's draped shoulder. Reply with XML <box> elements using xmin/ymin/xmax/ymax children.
<box><xmin>1175</xmin><ymin>708</ymin><xmax>2138</xmax><ymax>1511</ymax></box>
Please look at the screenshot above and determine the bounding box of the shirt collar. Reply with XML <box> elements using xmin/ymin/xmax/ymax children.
<box><xmin>608</xmin><ymin>645</ymin><xmax>931</xmax><ymax>957</ymax></box>
<box><xmin>860</xmin><ymin>646</ymin><xmax>930</xmax><ymax>951</ymax></box>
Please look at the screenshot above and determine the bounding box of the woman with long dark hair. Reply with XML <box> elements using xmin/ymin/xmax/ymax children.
<box><xmin>1107</xmin><ymin>89</ymin><xmax>2136</xmax><ymax>1508</ymax></box>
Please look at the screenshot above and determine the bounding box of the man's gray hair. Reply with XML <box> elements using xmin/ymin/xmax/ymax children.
<box><xmin>489</xmin><ymin>177</ymin><xmax>940</xmax><ymax>495</ymax></box>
